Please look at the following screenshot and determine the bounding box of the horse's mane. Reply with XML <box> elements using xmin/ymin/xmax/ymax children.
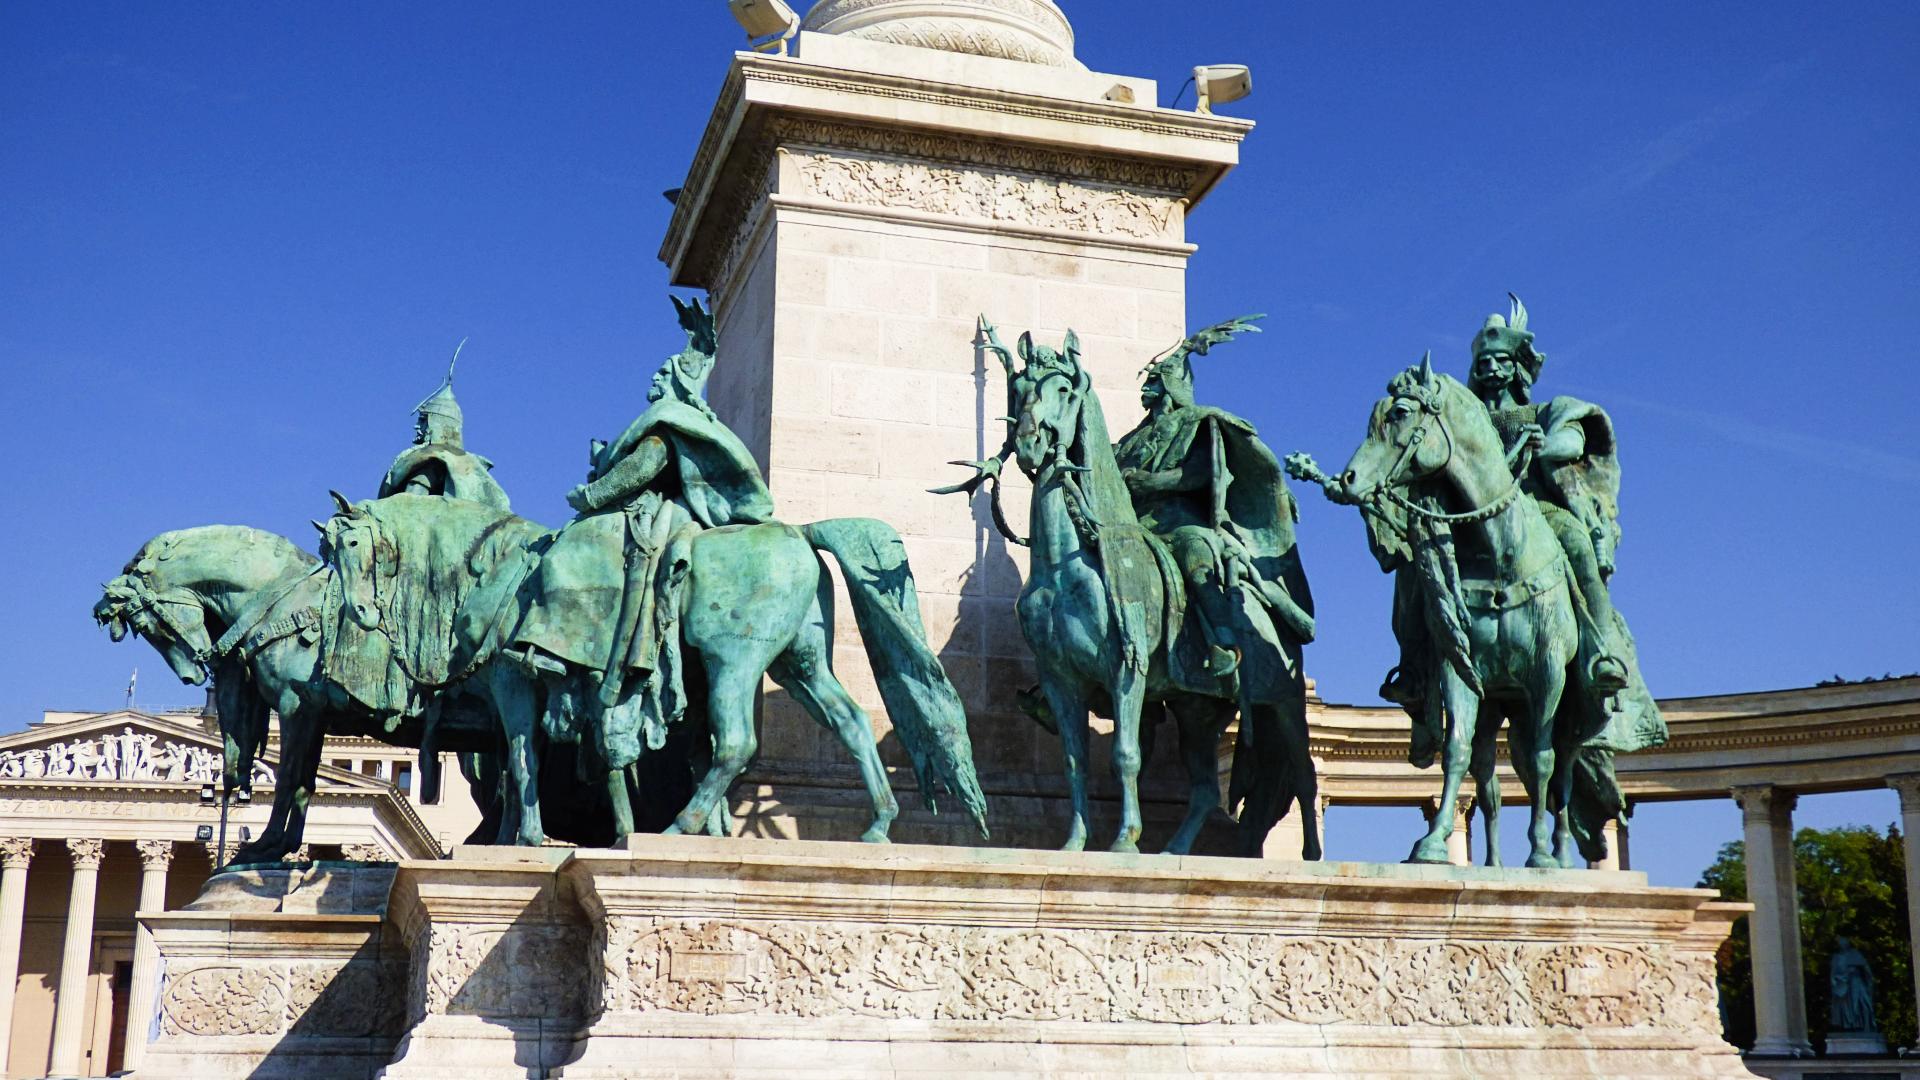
<box><xmin>125</xmin><ymin>525</ymin><xmax>318</xmax><ymax>575</ymax></box>
<box><xmin>1066</xmin><ymin>381</ymin><xmax>1138</xmax><ymax>526</ymax></box>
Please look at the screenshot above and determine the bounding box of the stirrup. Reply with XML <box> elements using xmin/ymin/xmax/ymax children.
<box><xmin>1207</xmin><ymin>646</ymin><xmax>1241</xmax><ymax>678</ymax></box>
<box><xmin>1379</xmin><ymin>666</ymin><xmax>1422</xmax><ymax>707</ymax></box>
<box><xmin>1589</xmin><ymin>654</ymin><xmax>1628</xmax><ymax>693</ymax></box>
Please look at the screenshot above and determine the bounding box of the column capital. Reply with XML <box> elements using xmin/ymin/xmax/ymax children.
<box><xmin>1425</xmin><ymin>794</ymin><xmax>1474</xmax><ymax>817</ymax></box>
<box><xmin>341</xmin><ymin>843</ymin><xmax>388</xmax><ymax>862</ymax></box>
<box><xmin>1888</xmin><ymin>773</ymin><xmax>1920</xmax><ymax>811</ymax></box>
<box><xmin>65</xmin><ymin>838</ymin><xmax>106</xmax><ymax>869</ymax></box>
<box><xmin>1731</xmin><ymin>784</ymin><xmax>1796</xmax><ymax>821</ymax></box>
<box><xmin>134</xmin><ymin>839</ymin><xmax>175</xmax><ymax>870</ymax></box>
<box><xmin>0</xmin><ymin>838</ymin><xmax>32</xmax><ymax>869</ymax></box>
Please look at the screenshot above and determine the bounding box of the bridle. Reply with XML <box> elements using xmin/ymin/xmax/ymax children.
<box><xmin>118</xmin><ymin>575</ymin><xmax>219</xmax><ymax>672</ymax></box>
<box><xmin>1372</xmin><ymin>387</ymin><xmax>1530</xmax><ymax>527</ymax></box>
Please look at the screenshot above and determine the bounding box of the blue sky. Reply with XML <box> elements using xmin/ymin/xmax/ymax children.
<box><xmin>2</xmin><ymin>3</ymin><xmax>1914</xmax><ymax>883</ymax></box>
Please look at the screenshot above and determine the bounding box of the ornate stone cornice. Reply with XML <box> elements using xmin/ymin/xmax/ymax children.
<box><xmin>66</xmin><ymin>837</ymin><xmax>107</xmax><ymax>869</ymax></box>
<box><xmin>0</xmin><ymin>837</ymin><xmax>32</xmax><ymax>868</ymax></box>
<box><xmin>135</xmin><ymin>838</ymin><xmax>176</xmax><ymax>869</ymax></box>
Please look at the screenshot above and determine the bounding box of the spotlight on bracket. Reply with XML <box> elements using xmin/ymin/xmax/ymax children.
<box><xmin>1193</xmin><ymin>64</ymin><xmax>1252</xmax><ymax>114</ymax></box>
<box><xmin>729</xmin><ymin>0</ymin><xmax>801</xmax><ymax>56</ymax></box>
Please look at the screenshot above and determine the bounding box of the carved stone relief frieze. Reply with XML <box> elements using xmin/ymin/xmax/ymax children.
<box><xmin>421</xmin><ymin>923</ymin><xmax>589</xmax><ymax>1023</ymax></box>
<box><xmin>157</xmin><ymin>958</ymin><xmax>406</xmax><ymax>1041</ymax></box>
<box><xmin>0</xmin><ymin>727</ymin><xmax>274</xmax><ymax>786</ymax></box>
<box><xmin>596</xmin><ymin>917</ymin><xmax>1722</xmax><ymax>1035</ymax></box>
<box><xmin>792</xmin><ymin>152</ymin><xmax>1181</xmax><ymax>243</ymax></box>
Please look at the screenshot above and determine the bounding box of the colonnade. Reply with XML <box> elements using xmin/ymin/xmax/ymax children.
<box><xmin>0</xmin><ymin>838</ymin><xmax>188</xmax><ymax>1078</ymax></box>
<box><xmin>1733</xmin><ymin>776</ymin><xmax>1920</xmax><ymax>1058</ymax></box>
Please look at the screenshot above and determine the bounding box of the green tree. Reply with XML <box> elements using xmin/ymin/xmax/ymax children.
<box><xmin>1698</xmin><ymin>824</ymin><xmax>1912</xmax><ymax>1052</ymax></box>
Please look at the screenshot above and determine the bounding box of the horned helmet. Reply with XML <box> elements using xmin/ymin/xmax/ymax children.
<box><xmin>650</xmin><ymin>296</ymin><xmax>719</xmax><ymax>406</ymax></box>
<box><xmin>1139</xmin><ymin>314</ymin><xmax>1265</xmax><ymax>410</ymax></box>
<box><xmin>412</xmin><ymin>339</ymin><xmax>468</xmax><ymax>447</ymax></box>
<box><xmin>1469</xmin><ymin>294</ymin><xmax>1545</xmax><ymax>404</ymax></box>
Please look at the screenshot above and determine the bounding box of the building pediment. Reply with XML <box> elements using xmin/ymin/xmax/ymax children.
<box><xmin>0</xmin><ymin>710</ymin><xmax>391</xmax><ymax>793</ymax></box>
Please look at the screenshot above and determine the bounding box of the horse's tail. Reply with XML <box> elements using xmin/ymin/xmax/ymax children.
<box><xmin>803</xmin><ymin>518</ymin><xmax>989</xmax><ymax>838</ymax></box>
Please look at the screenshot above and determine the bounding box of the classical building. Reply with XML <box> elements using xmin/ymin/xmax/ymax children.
<box><xmin>0</xmin><ymin>705</ymin><xmax>477</xmax><ymax>1078</ymax></box>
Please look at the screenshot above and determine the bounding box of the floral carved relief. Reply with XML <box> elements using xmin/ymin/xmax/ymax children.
<box><xmin>794</xmin><ymin>153</ymin><xmax>1181</xmax><ymax>242</ymax></box>
<box><xmin>599</xmin><ymin>917</ymin><xmax>1724</xmax><ymax>1035</ymax></box>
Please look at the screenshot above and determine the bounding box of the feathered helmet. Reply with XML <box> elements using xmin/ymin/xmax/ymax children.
<box><xmin>660</xmin><ymin>295</ymin><xmax>718</xmax><ymax>401</ymax></box>
<box><xmin>413</xmin><ymin>339</ymin><xmax>468</xmax><ymax>445</ymax></box>
<box><xmin>1141</xmin><ymin>314</ymin><xmax>1265</xmax><ymax>407</ymax></box>
<box><xmin>1470</xmin><ymin>294</ymin><xmax>1545</xmax><ymax>402</ymax></box>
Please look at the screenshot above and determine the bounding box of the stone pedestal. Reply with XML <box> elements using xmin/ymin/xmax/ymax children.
<box><xmin>660</xmin><ymin>17</ymin><xmax>1257</xmax><ymax>849</ymax></box>
<box><xmin>132</xmin><ymin>863</ymin><xmax>406</xmax><ymax>1080</ymax></box>
<box><xmin>142</xmin><ymin>840</ymin><xmax>1758</xmax><ymax>1078</ymax></box>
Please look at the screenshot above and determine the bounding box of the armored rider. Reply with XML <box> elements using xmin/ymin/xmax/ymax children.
<box><xmin>379</xmin><ymin>340</ymin><xmax>512</xmax><ymax>511</ymax></box>
<box><xmin>511</xmin><ymin>297</ymin><xmax>775</xmax><ymax>770</ymax></box>
<box><xmin>1112</xmin><ymin>317</ymin><xmax>1315</xmax><ymax>683</ymax></box>
<box><xmin>1380</xmin><ymin>295</ymin><xmax>1633</xmax><ymax>710</ymax></box>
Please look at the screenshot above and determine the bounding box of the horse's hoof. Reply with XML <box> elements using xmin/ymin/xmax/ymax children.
<box><xmin>1060</xmin><ymin>836</ymin><xmax>1087</xmax><ymax>852</ymax></box>
<box><xmin>1525</xmin><ymin>853</ymin><xmax>1558</xmax><ymax>869</ymax></box>
<box><xmin>662</xmin><ymin>822</ymin><xmax>686</xmax><ymax>836</ymax></box>
<box><xmin>1109</xmin><ymin>838</ymin><xmax>1140</xmax><ymax>855</ymax></box>
<box><xmin>1406</xmin><ymin>837</ymin><xmax>1451</xmax><ymax>864</ymax></box>
<box><xmin>859</xmin><ymin>829</ymin><xmax>892</xmax><ymax>844</ymax></box>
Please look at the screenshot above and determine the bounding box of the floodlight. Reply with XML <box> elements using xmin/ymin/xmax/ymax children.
<box><xmin>729</xmin><ymin>0</ymin><xmax>801</xmax><ymax>55</ymax></box>
<box><xmin>195</xmin><ymin>824</ymin><xmax>214</xmax><ymax>842</ymax></box>
<box><xmin>1194</xmin><ymin>65</ymin><xmax>1252</xmax><ymax>114</ymax></box>
<box><xmin>198</xmin><ymin>783</ymin><xmax>216</xmax><ymax>804</ymax></box>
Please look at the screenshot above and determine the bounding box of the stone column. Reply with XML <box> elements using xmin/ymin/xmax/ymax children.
<box><xmin>123</xmin><ymin>840</ymin><xmax>174</xmax><ymax>1072</ymax></box>
<box><xmin>1732</xmin><ymin>786</ymin><xmax>1804</xmax><ymax>1057</ymax></box>
<box><xmin>48</xmin><ymin>837</ymin><xmax>106</xmax><ymax>1079</ymax></box>
<box><xmin>0</xmin><ymin>838</ymin><xmax>34</xmax><ymax>1070</ymax></box>
<box><xmin>1889</xmin><ymin>774</ymin><xmax>1920</xmax><ymax>1053</ymax></box>
<box><xmin>1770</xmin><ymin>795</ymin><xmax>1813</xmax><ymax>1056</ymax></box>
<box><xmin>1424</xmin><ymin>795</ymin><xmax>1473</xmax><ymax>867</ymax></box>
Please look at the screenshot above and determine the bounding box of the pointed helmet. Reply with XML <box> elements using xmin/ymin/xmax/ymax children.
<box><xmin>413</xmin><ymin>339</ymin><xmax>468</xmax><ymax>446</ymax></box>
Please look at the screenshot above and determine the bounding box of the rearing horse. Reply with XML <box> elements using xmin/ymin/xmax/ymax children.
<box><xmin>1294</xmin><ymin>357</ymin><xmax>1608</xmax><ymax>868</ymax></box>
<box><xmin>945</xmin><ymin>325</ymin><xmax>1317</xmax><ymax>856</ymax></box>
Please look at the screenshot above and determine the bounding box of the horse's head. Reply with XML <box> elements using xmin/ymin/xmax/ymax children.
<box><xmin>94</xmin><ymin>540</ymin><xmax>214</xmax><ymax>685</ymax></box>
<box><xmin>1010</xmin><ymin>330</ymin><xmax>1091</xmax><ymax>478</ymax></box>
<box><xmin>320</xmin><ymin>492</ymin><xmax>386</xmax><ymax>631</ymax></box>
<box><xmin>1335</xmin><ymin>353</ymin><xmax>1462</xmax><ymax>504</ymax></box>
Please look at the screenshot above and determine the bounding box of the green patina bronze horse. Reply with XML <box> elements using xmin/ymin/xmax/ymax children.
<box><xmin>93</xmin><ymin>510</ymin><xmax>565</xmax><ymax>862</ymax></box>
<box><xmin>943</xmin><ymin>325</ymin><xmax>1316</xmax><ymax>855</ymax></box>
<box><xmin>322</xmin><ymin>494</ymin><xmax>987</xmax><ymax>847</ymax></box>
<box><xmin>1290</xmin><ymin>357</ymin><xmax>1630</xmax><ymax>868</ymax></box>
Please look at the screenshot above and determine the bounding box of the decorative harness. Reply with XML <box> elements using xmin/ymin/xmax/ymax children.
<box><xmin>1376</xmin><ymin>385</ymin><xmax>1531</xmax><ymax>526</ymax></box>
<box><xmin>1369</xmin><ymin>385</ymin><xmax>1567</xmax><ymax>612</ymax></box>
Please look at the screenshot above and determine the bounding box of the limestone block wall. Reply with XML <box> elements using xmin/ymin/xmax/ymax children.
<box><xmin>700</xmin><ymin>123</ymin><xmax>1216</xmax><ymax>849</ymax></box>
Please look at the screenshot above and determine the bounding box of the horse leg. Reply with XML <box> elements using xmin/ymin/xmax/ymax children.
<box><xmin>771</xmin><ymin>650</ymin><xmax>897</xmax><ymax>843</ymax></box>
<box><xmin>1522</xmin><ymin>665</ymin><xmax>1570</xmax><ymax>869</ymax></box>
<box><xmin>490</xmin><ymin>666</ymin><xmax>546</xmax><ymax>847</ymax></box>
<box><xmin>1043</xmin><ymin>679</ymin><xmax>1093</xmax><ymax>852</ymax></box>
<box><xmin>1471</xmin><ymin>709</ymin><xmax>1502</xmax><ymax>867</ymax></box>
<box><xmin>1163</xmin><ymin>698</ymin><xmax>1224</xmax><ymax>856</ymax></box>
<box><xmin>1407</xmin><ymin>670</ymin><xmax>1479</xmax><ymax>864</ymax></box>
<box><xmin>667</xmin><ymin>661</ymin><xmax>764</xmax><ymax>838</ymax></box>
<box><xmin>1108</xmin><ymin>668</ymin><xmax>1148</xmax><ymax>854</ymax></box>
<box><xmin>234</xmin><ymin>693</ymin><xmax>323</xmax><ymax>864</ymax></box>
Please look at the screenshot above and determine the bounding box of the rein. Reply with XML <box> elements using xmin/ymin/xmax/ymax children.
<box><xmin>1372</xmin><ymin>391</ymin><xmax>1533</xmax><ymax>527</ymax></box>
